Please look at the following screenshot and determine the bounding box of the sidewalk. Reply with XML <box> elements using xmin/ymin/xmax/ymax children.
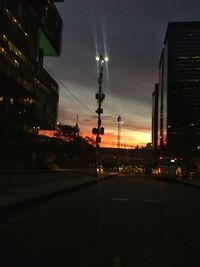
<box><xmin>0</xmin><ymin>169</ymin><xmax>118</xmax><ymax>220</ymax></box>
<box><xmin>179</xmin><ymin>175</ymin><xmax>200</xmax><ymax>189</ymax></box>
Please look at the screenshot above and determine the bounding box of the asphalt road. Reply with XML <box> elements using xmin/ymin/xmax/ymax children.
<box><xmin>0</xmin><ymin>174</ymin><xmax>200</xmax><ymax>267</ymax></box>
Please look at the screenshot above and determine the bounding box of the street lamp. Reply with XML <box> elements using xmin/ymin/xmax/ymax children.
<box><xmin>96</xmin><ymin>56</ymin><xmax>109</xmax><ymax>63</ymax></box>
<box><xmin>93</xmin><ymin>54</ymin><xmax>109</xmax><ymax>176</ymax></box>
<box><xmin>117</xmin><ymin>115</ymin><xmax>123</xmax><ymax>149</ymax></box>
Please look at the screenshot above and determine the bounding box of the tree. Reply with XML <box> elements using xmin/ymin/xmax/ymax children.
<box><xmin>54</xmin><ymin>124</ymin><xmax>79</xmax><ymax>142</ymax></box>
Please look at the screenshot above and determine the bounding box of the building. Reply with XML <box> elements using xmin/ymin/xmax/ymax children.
<box><xmin>0</xmin><ymin>0</ymin><xmax>63</xmax><ymax>137</ymax></box>
<box><xmin>156</xmin><ymin>21</ymin><xmax>200</xmax><ymax>156</ymax></box>
<box><xmin>152</xmin><ymin>83</ymin><xmax>159</xmax><ymax>150</ymax></box>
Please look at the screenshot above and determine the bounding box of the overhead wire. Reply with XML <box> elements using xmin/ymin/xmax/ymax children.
<box><xmin>44</xmin><ymin>64</ymin><xmax>94</xmax><ymax>115</ymax></box>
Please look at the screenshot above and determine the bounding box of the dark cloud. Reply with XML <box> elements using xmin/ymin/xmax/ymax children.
<box><xmin>123</xmin><ymin>121</ymin><xmax>151</xmax><ymax>133</ymax></box>
<box><xmin>53</xmin><ymin>0</ymin><xmax>200</xmax><ymax>102</ymax></box>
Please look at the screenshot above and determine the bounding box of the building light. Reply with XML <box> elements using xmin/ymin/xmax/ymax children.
<box><xmin>0</xmin><ymin>47</ymin><xmax>5</xmax><ymax>53</ymax></box>
<box><xmin>2</xmin><ymin>34</ymin><xmax>7</xmax><ymax>41</ymax></box>
<box><xmin>4</xmin><ymin>9</ymin><xmax>29</xmax><ymax>39</ymax></box>
<box><xmin>178</xmin><ymin>56</ymin><xmax>188</xmax><ymax>59</ymax></box>
<box><xmin>192</xmin><ymin>56</ymin><xmax>200</xmax><ymax>59</ymax></box>
<box><xmin>14</xmin><ymin>59</ymin><xmax>19</xmax><ymax>67</ymax></box>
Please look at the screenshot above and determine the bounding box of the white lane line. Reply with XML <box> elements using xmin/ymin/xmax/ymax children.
<box><xmin>144</xmin><ymin>199</ymin><xmax>161</xmax><ymax>203</ymax></box>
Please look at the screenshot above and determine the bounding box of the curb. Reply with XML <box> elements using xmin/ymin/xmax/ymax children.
<box><xmin>178</xmin><ymin>180</ymin><xmax>200</xmax><ymax>190</ymax></box>
<box><xmin>0</xmin><ymin>173</ymin><xmax>118</xmax><ymax>224</ymax></box>
<box><xmin>0</xmin><ymin>169</ymin><xmax>88</xmax><ymax>175</ymax></box>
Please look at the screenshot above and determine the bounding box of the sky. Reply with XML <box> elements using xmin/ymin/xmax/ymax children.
<box><xmin>45</xmin><ymin>0</ymin><xmax>200</xmax><ymax>148</ymax></box>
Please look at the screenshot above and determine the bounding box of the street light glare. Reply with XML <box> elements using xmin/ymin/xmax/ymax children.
<box><xmin>96</xmin><ymin>55</ymin><xmax>109</xmax><ymax>62</ymax></box>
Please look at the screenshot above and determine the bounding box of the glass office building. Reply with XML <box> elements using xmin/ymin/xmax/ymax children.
<box><xmin>157</xmin><ymin>22</ymin><xmax>200</xmax><ymax>156</ymax></box>
<box><xmin>0</xmin><ymin>0</ymin><xmax>63</xmax><ymax>133</ymax></box>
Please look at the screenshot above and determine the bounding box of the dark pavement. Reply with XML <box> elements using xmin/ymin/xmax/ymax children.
<box><xmin>1</xmin><ymin>174</ymin><xmax>200</xmax><ymax>266</ymax></box>
<box><xmin>0</xmin><ymin>169</ymin><xmax>116</xmax><ymax>210</ymax></box>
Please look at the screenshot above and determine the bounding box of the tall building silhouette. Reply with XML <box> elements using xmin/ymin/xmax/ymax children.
<box><xmin>0</xmin><ymin>0</ymin><xmax>63</xmax><ymax>135</ymax></box>
<box><xmin>155</xmin><ymin>21</ymin><xmax>200</xmax><ymax>156</ymax></box>
<box><xmin>152</xmin><ymin>83</ymin><xmax>159</xmax><ymax>150</ymax></box>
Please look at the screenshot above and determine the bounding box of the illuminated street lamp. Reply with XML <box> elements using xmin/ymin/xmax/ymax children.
<box><xmin>93</xmin><ymin>54</ymin><xmax>109</xmax><ymax>176</ymax></box>
<box><xmin>96</xmin><ymin>56</ymin><xmax>109</xmax><ymax>63</ymax></box>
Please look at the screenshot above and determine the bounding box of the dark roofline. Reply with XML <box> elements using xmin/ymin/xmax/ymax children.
<box><xmin>159</xmin><ymin>48</ymin><xmax>164</xmax><ymax>68</ymax></box>
<box><xmin>164</xmin><ymin>21</ymin><xmax>200</xmax><ymax>45</ymax></box>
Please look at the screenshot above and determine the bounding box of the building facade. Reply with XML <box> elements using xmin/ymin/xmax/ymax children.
<box><xmin>152</xmin><ymin>83</ymin><xmax>159</xmax><ymax>150</ymax></box>
<box><xmin>156</xmin><ymin>21</ymin><xmax>200</xmax><ymax>156</ymax></box>
<box><xmin>0</xmin><ymin>0</ymin><xmax>63</xmax><ymax>136</ymax></box>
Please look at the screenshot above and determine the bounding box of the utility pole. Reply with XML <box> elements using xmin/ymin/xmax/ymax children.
<box><xmin>92</xmin><ymin>54</ymin><xmax>109</xmax><ymax>176</ymax></box>
<box><xmin>117</xmin><ymin>115</ymin><xmax>123</xmax><ymax>149</ymax></box>
<box><xmin>116</xmin><ymin>115</ymin><xmax>123</xmax><ymax>171</ymax></box>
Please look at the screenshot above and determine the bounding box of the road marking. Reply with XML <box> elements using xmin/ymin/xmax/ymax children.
<box><xmin>144</xmin><ymin>198</ymin><xmax>161</xmax><ymax>203</ymax></box>
<box><xmin>112</xmin><ymin>197</ymin><xmax>129</xmax><ymax>201</ymax></box>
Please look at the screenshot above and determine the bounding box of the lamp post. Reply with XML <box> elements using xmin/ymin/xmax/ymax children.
<box><xmin>117</xmin><ymin>115</ymin><xmax>123</xmax><ymax>170</ymax></box>
<box><xmin>93</xmin><ymin>54</ymin><xmax>108</xmax><ymax>176</ymax></box>
<box><xmin>117</xmin><ymin>115</ymin><xmax>123</xmax><ymax>149</ymax></box>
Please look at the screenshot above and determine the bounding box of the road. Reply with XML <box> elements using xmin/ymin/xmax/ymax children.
<box><xmin>0</xmin><ymin>174</ymin><xmax>200</xmax><ymax>267</ymax></box>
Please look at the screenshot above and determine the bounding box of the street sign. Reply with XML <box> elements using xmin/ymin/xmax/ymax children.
<box><xmin>100</xmin><ymin>127</ymin><xmax>104</xmax><ymax>135</ymax></box>
<box><xmin>92</xmin><ymin>127</ymin><xmax>104</xmax><ymax>135</ymax></box>
<box><xmin>96</xmin><ymin>108</ymin><xmax>103</xmax><ymax>114</ymax></box>
<box><xmin>92</xmin><ymin>128</ymin><xmax>98</xmax><ymax>134</ymax></box>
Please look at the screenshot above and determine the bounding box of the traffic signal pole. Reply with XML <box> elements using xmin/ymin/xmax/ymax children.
<box><xmin>92</xmin><ymin>55</ymin><xmax>108</xmax><ymax>176</ymax></box>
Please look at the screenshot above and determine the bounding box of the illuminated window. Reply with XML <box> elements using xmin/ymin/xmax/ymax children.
<box><xmin>192</xmin><ymin>56</ymin><xmax>200</xmax><ymax>59</ymax></box>
<box><xmin>20</xmin><ymin>97</ymin><xmax>35</xmax><ymax>105</ymax></box>
<box><xmin>14</xmin><ymin>59</ymin><xmax>18</xmax><ymax>65</ymax></box>
<box><xmin>3</xmin><ymin>34</ymin><xmax>7</xmax><ymax>41</ymax></box>
<box><xmin>0</xmin><ymin>96</ymin><xmax>4</xmax><ymax>102</ymax></box>
<box><xmin>4</xmin><ymin>8</ymin><xmax>29</xmax><ymax>39</ymax></box>
<box><xmin>22</xmin><ymin>80</ymin><xmax>31</xmax><ymax>91</ymax></box>
<box><xmin>178</xmin><ymin>56</ymin><xmax>189</xmax><ymax>59</ymax></box>
<box><xmin>0</xmin><ymin>45</ymin><xmax>19</xmax><ymax>67</ymax></box>
<box><xmin>0</xmin><ymin>46</ymin><xmax>6</xmax><ymax>56</ymax></box>
<box><xmin>1</xmin><ymin>34</ymin><xmax>34</xmax><ymax>70</ymax></box>
<box><xmin>34</xmin><ymin>77</ymin><xmax>49</xmax><ymax>92</ymax></box>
